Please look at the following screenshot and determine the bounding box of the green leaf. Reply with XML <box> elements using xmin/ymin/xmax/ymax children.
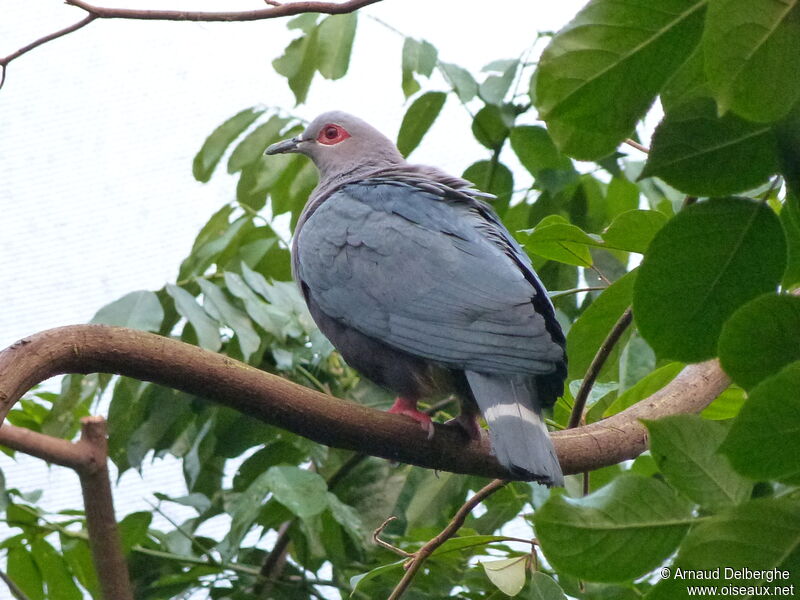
<box><xmin>472</xmin><ymin>104</ymin><xmax>511</xmax><ymax>150</ymax></box>
<box><xmin>641</xmin><ymin>97</ymin><xmax>778</xmax><ymax>196</ymax></box>
<box><xmin>700</xmin><ymin>385</ymin><xmax>747</xmax><ymax>420</ymax></box>
<box><xmin>60</xmin><ymin>537</ymin><xmax>99</xmax><ymax>598</ymax></box>
<box><xmin>535</xmin><ymin>0</ymin><xmax>706</xmax><ymax>159</ymax></box>
<box><xmin>482</xmin><ymin>556</ymin><xmax>527</xmax><ymax>596</ymax></box>
<box><xmin>217</xmin><ymin>467</ymin><xmax>276</xmax><ymax>560</ymax></box>
<box><xmin>273</xmin><ymin>27</ymin><xmax>319</xmax><ymax>105</ymax></box>
<box><xmin>30</xmin><ymin>539</ymin><xmax>81</xmax><ymax>600</ymax></box>
<box><xmin>165</xmin><ymin>284</ymin><xmax>222</xmax><ymax>351</ymax></box>
<box><xmin>405</xmin><ymin>471</ymin><xmax>468</xmax><ymax>531</ymax></box>
<box><xmin>529</xmin><ymin>572</ymin><xmax>568</xmax><ymax>600</ymax></box>
<box><xmin>8</xmin><ymin>545</ymin><xmax>44</xmax><ymax>600</ymax></box>
<box><xmin>397</xmin><ymin>91</ymin><xmax>446</xmax><ymax>157</ymax></box>
<box><xmin>479</xmin><ymin>59</ymin><xmax>518</xmax><ymax>105</ymax></box>
<box><xmin>782</xmin><ymin>194</ymin><xmax>800</xmax><ymax>287</ymax></box>
<box><xmin>350</xmin><ymin>559</ymin><xmax>406</xmax><ymax>595</ymax></box>
<box><xmin>633</xmin><ymin>198</ymin><xmax>786</xmax><ymax>362</ymax></box>
<box><xmin>223</xmin><ymin>271</ymin><xmax>284</xmax><ymax>338</ymax></box>
<box><xmin>227</xmin><ymin>115</ymin><xmax>291</xmax><ymax>174</ymax></box>
<box><xmin>90</xmin><ymin>290</ymin><xmax>163</xmax><ymax>332</ymax></box>
<box><xmin>719</xmin><ymin>293</ymin><xmax>800</xmax><ymax>390</ymax></box>
<box><xmin>401</xmin><ymin>37</ymin><xmax>437</xmax><ymax>98</ymax></box>
<box><xmin>703</xmin><ymin>0</ymin><xmax>800</xmax><ymax>123</ymax></box>
<box><xmin>178</xmin><ymin>214</ymin><xmax>254</xmax><ymax>280</ymax></box>
<box><xmin>193</xmin><ymin>107</ymin><xmax>263</xmax><ymax>182</ymax></box>
<box><xmin>618</xmin><ymin>331</ymin><xmax>656</xmax><ymax>393</ymax></box>
<box><xmin>118</xmin><ymin>511</ymin><xmax>153</xmax><ymax>554</ymax></box>
<box><xmin>645</xmin><ymin>415</ymin><xmax>753</xmax><ymax>510</ymax></box>
<box><xmin>522</xmin><ymin>218</ymin><xmax>599</xmax><ymax>267</ymax></box>
<box><xmin>197</xmin><ymin>278</ymin><xmax>260</xmax><ymax>361</ymax></box>
<box><xmin>462</xmin><ymin>160</ymin><xmax>514</xmax><ymax>206</ymax></box>
<box><xmin>602</xmin><ymin>210</ymin><xmax>668</xmax><ymax>254</ymax></box>
<box><xmin>533</xmin><ymin>474</ymin><xmax>693</xmax><ymax>582</ymax></box>
<box><xmin>316</xmin><ymin>13</ymin><xmax>357</xmax><ymax>80</ymax></box>
<box><xmin>510</xmin><ymin>125</ymin><xmax>576</xmax><ymax>184</ymax></box>
<box><xmin>264</xmin><ymin>466</ymin><xmax>329</xmax><ymax>519</ymax></box>
<box><xmin>660</xmin><ymin>44</ymin><xmax>708</xmax><ymax>111</ymax></box>
<box><xmin>439</xmin><ymin>62</ymin><xmax>478</xmax><ymax>103</ymax></box>
<box><xmin>721</xmin><ymin>362</ymin><xmax>800</xmax><ymax>482</ymax></box>
<box><xmin>604</xmin><ymin>362</ymin><xmax>684</xmax><ymax>417</ymax></box>
<box><xmin>647</xmin><ymin>498</ymin><xmax>800</xmax><ymax>599</ymax></box>
<box><xmin>566</xmin><ymin>270</ymin><xmax>637</xmax><ymax>381</ymax></box>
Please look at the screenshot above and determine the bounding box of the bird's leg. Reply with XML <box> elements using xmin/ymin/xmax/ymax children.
<box><xmin>388</xmin><ymin>396</ymin><xmax>434</xmax><ymax>439</ymax></box>
<box><xmin>445</xmin><ymin>402</ymin><xmax>483</xmax><ymax>441</ymax></box>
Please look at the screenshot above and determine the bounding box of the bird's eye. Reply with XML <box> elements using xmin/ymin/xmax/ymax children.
<box><xmin>316</xmin><ymin>124</ymin><xmax>351</xmax><ymax>145</ymax></box>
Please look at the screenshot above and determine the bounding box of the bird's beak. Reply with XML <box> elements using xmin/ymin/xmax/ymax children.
<box><xmin>265</xmin><ymin>136</ymin><xmax>301</xmax><ymax>155</ymax></box>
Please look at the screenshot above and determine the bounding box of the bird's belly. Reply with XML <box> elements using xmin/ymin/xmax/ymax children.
<box><xmin>305</xmin><ymin>290</ymin><xmax>458</xmax><ymax>399</ymax></box>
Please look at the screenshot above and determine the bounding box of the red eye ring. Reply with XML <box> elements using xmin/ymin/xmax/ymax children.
<box><xmin>316</xmin><ymin>123</ymin><xmax>351</xmax><ymax>146</ymax></box>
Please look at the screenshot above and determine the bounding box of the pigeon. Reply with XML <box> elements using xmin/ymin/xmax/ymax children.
<box><xmin>266</xmin><ymin>111</ymin><xmax>566</xmax><ymax>485</ymax></box>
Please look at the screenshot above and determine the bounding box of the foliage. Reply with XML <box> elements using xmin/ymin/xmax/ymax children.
<box><xmin>5</xmin><ymin>0</ymin><xmax>800</xmax><ymax>598</ymax></box>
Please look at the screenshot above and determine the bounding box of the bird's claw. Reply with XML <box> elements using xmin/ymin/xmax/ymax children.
<box><xmin>388</xmin><ymin>398</ymin><xmax>435</xmax><ymax>439</ymax></box>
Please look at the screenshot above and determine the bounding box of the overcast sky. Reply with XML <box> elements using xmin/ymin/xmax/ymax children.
<box><xmin>0</xmin><ymin>1</ymin><xmax>586</xmax><ymax>596</ymax></box>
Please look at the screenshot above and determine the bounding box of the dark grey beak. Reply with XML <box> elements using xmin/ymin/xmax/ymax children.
<box><xmin>265</xmin><ymin>136</ymin><xmax>301</xmax><ymax>155</ymax></box>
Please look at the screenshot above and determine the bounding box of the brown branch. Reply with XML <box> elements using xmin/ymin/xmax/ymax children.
<box><xmin>0</xmin><ymin>423</ymin><xmax>90</xmax><ymax>470</ymax></box>
<box><xmin>387</xmin><ymin>479</ymin><xmax>507</xmax><ymax>600</ymax></box>
<box><xmin>64</xmin><ymin>0</ymin><xmax>384</xmax><ymax>21</ymax></box>
<box><xmin>624</xmin><ymin>138</ymin><xmax>650</xmax><ymax>153</ymax></box>
<box><xmin>0</xmin><ymin>325</ymin><xmax>730</xmax><ymax>479</ymax></box>
<box><xmin>568</xmin><ymin>306</ymin><xmax>634</xmax><ymax>429</ymax></box>
<box><xmin>0</xmin><ymin>0</ymin><xmax>381</xmax><ymax>90</ymax></box>
<box><xmin>77</xmin><ymin>417</ymin><xmax>134</xmax><ymax>600</ymax></box>
<box><xmin>0</xmin><ymin>14</ymin><xmax>97</xmax><ymax>89</ymax></box>
<box><xmin>0</xmin><ymin>418</ymin><xmax>133</xmax><ymax>600</ymax></box>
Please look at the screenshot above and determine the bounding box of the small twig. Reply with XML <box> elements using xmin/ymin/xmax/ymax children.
<box><xmin>568</xmin><ymin>307</ymin><xmax>634</xmax><ymax>429</ymax></box>
<box><xmin>373</xmin><ymin>517</ymin><xmax>414</xmax><ymax>558</ymax></box>
<box><xmin>387</xmin><ymin>479</ymin><xmax>507</xmax><ymax>600</ymax></box>
<box><xmin>0</xmin><ymin>14</ymin><xmax>97</xmax><ymax>89</ymax></box>
<box><xmin>64</xmin><ymin>0</ymin><xmax>383</xmax><ymax>21</ymax></box>
<box><xmin>624</xmin><ymin>138</ymin><xmax>650</xmax><ymax>153</ymax></box>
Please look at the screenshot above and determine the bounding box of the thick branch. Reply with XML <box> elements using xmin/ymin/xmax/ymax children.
<box><xmin>77</xmin><ymin>417</ymin><xmax>134</xmax><ymax>600</ymax></box>
<box><xmin>0</xmin><ymin>325</ymin><xmax>730</xmax><ymax>480</ymax></box>
<box><xmin>0</xmin><ymin>423</ymin><xmax>90</xmax><ymax>470</ymax></box>
<box><xmin>65</xmin><ymin>0</ymin><xmax>384</xmax><ymax>21</ymax></box>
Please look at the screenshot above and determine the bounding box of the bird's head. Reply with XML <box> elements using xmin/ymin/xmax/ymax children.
<box><xmin>266</xmin><ymin>111</ymin><xmax>404</xmax><ymax>180</ymax></box>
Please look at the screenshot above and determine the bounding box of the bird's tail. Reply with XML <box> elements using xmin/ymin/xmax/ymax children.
<box><xmin>465</xmin><ymin>371</ymin><xmax>564</xmax><ymax>486</ymax></box>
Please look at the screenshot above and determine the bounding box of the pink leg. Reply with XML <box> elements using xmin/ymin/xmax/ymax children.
<box><xmin>388</xmin><ymin>397</ymin><xmax>434</xmax><ymax>439</ymax></box>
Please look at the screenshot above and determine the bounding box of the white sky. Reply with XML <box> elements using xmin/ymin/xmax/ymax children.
<box><xmin>0</xmin><ymin>1</ymin><xmax>586</xmax><ymax>596</ymax></box>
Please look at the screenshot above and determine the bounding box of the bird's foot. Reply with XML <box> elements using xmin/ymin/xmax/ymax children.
<box><xmin>445</xmin><ymin>413</ymin><xmax>483</xmax><ymax>441</ymax></box>
<box><xmin>388</xmin><ymin>397</ymin><xmax>434</xmax><ymax>439</ymax></box>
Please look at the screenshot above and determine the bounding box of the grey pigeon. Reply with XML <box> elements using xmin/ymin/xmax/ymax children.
<box><xmin>266</xmin><ymin>111</ymin><xmax>566</xmax><ymax>485</ymax></box>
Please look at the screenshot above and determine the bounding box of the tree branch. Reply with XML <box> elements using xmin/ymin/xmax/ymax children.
<box><xmin>0</xmin><ymin>418</ymin><xmax>133</xmax><ymax>600</ymax></box>
<box><xmin>568</xmin><ymin>306</ymin><xmax>634</xmax><ymax>429</ymax></box>
<box><xmin>77</xmin><ymin>417</ymin><xmax>134</xmax><ymax>600</ymax></box>
<box><xmin>0</xmin><ymin>14</ymin><xmax>97</xmax><ymax>89</ymax></box>
<box><xmin>0</xmin><ymin>325</ymin><xmax>730</xmax><ymax>481</ymax></box>
<box><xmin>387</xmin><ymin>479</ymin><xmax>507</xmax><ymax>600</ymax></box>
<box><xmin>64</xmin><ymin>0</ymin><xmax>384</xmax><ymax>21</ymax></box>
<box><xmin>0</xmin><ymin>0</ymin><xmax>382</xmax><ymax>90</ymax></box>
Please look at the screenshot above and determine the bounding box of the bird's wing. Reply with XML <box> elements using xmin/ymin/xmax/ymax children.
<box><xmin>295</xmin><ymin>180</ymin><xmax>565</xmax><ymax>376</ymax></box>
